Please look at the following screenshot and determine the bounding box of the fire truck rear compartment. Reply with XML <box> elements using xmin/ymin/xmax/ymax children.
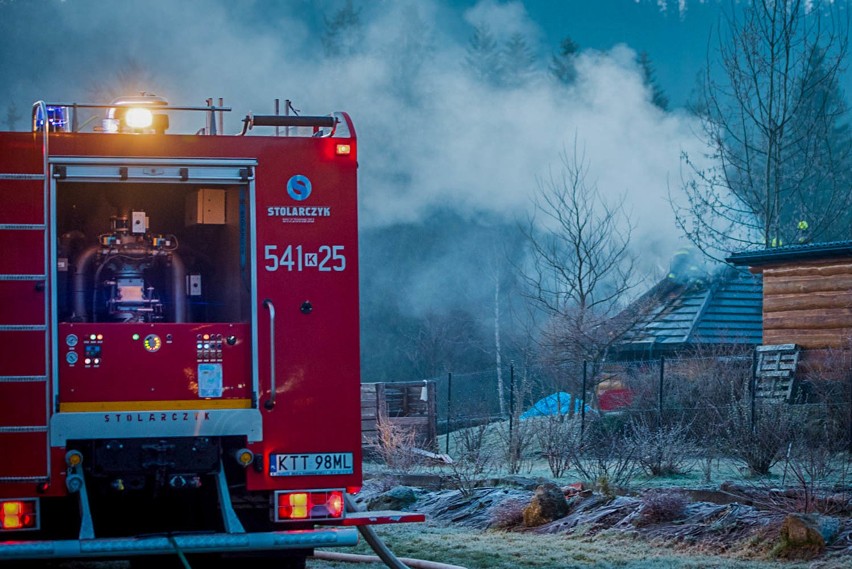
<box><xmin>56</xmin><ymin>180</ymin><xmax>249</xmax><ymax>325</ymax></box>
<box><xmin>67</xmin><ymin>436</ymin><xmax>250</xmax><ymax>536</ymax></box>
<box><xmin>79</xmin><ymin>436</ymin><xmax>220</xmax><ymax>486</ymax></box>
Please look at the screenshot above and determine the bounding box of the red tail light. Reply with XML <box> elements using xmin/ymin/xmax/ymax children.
<box><xmin>275</xmin><ymin>490</ymin><xmax>345</xmax><ymax>522</ymax></box>
<box><xmin>324</xmin><ymin>491</ymin><xmax>344</xmax><ymax>518</ymax></box>
<box><xmin>0</xmin><ymin>499</ymin><xmax>39</xmax><ymax>531</ymax></box>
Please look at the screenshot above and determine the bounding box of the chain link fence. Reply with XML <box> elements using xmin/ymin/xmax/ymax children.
<box><xmin>414</xmin><ymin>353</ymin><xmax>852</xmax><ymax>455</ymax></box>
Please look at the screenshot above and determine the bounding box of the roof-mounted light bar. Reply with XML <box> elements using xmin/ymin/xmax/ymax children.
<box><xmin>32</xmin><ymin>96</ymin><xmax>232</xmax><ymax>135</ymax></box>
<box><xmin>32</xmin><ymin>105</ymin><xmax>68</xmax><ymax>132</ymax></box>
<box><xmin>30</xmin><ymin>97</ymin><xmax>345</xmax><ymax>138</ymax></box>
<box><xmin>102</xmin><ymin>94</ymin><xmax>169</xmax><ymax>134</ymax></box>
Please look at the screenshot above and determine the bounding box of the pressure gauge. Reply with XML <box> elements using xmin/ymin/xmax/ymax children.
<box><xmin>143</xmin><ymin>334</ymin><xmax>162</xmax><ymax>353</ymax></box>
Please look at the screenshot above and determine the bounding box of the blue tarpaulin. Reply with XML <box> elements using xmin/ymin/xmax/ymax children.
<box><xmin>520</xmin><ymin>392</ymin><xmax>591</xmax><ymax>420</ymax></box>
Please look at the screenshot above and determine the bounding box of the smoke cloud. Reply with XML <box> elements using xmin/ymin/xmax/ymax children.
<box><xmin>0</xmin><ymin>0</ymin><xmax>708</xmax><ymax>264</ymax></box>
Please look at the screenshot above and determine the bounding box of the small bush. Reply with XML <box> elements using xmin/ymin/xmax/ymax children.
<box><xmin>375</xmin><ymin>417</ymin><xmax>419</xmax><ymax>473</ymax></box>
<box><xmin>490</xmin><ymin>497</ymin><xmax>528</xmax><ymax>529</ymax></box>
<box><xmin>717</xmin><ymin>398</ymin><xmax>797</xmax><ymax>476</ymax></box>
<box><xmin>493</xmin><ymin>419</ymin><xmax>535</xmax><ymax>475</ymax></box>
<box><xmin>636</xmin><ymin>489</ymin><xmax>688</xmax><ymax>526</ymax></box>
<box><xmin>446</xmin><ymin>425</ymin><xmax>493</xmax><ymax>496</ymax></box>
<box><xmin>530</xmin><ymin>414</ymin><xmax>582</xmax><ymax>478</ymax></box>
<box><xmin>628</xmin><ymin>415</ymin><xmax>697</xmax><ymax>477</ymax></box>
<box><xmin>574</xmin><ymin>415</ymin><xmax>639</xmax><ymax>495</ymax></box>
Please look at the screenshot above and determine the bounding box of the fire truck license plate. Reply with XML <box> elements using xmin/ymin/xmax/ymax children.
<box><xmin>270</xmin><ymin>453</ymin><xmax>354</xmax><ymax>476</ymax></box>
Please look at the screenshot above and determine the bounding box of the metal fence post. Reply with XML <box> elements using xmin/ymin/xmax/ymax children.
<box><xmin>750</xmin><ymin>349</ymin><xmax>757</xmax><ymax>432</ymax></box>
<box><xmin>508</xmin><ymin>362</ymin><xmax>515</xmax><ymax>444</ymax></box>
<box><xmin>581</xmin><ymin>360</ymin><xmax>587</xmax><ymax>437</ymax></box>
<box><xmin>446</xmin><ymin>372</ymin><xmax>452</xmax><ymax>455</ymax></box>
<box><xmin>659</xmin><ymin>356</ymin><xmax>665</xmax><ymax>426</ymax></box>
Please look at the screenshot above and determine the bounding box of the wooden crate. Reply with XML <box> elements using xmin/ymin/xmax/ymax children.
<box><xmin>361</xmin><ymin>381</ymin><xmax>437</xmax><ymax>452</ymax></box>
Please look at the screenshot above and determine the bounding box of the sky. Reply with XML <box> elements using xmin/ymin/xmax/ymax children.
<box><xmin>1</xmin><ymin>0</ymin><xmax>847</xmax><ymax>272</ymax></box>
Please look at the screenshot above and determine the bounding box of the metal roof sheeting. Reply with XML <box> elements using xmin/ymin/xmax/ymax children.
<box><xmin>613</xmin><ymin>266</ymin><xmax>762</xmax><ymax>357</ymax></box>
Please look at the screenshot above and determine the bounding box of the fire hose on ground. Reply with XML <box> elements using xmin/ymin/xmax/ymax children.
<box><xmin>309</xmin><ymin>494</ymin><xmax>468</xmax><ymax>569</ymax></box>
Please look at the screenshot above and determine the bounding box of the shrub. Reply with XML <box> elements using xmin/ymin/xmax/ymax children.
<box><xmin>530</xmin><ymin>414</ymin><xmax>583</xmax><ymax>478</ymax></box>
<box><xmin>636</xmin><ymin>489</ymin><xmax>688</xmax><ymax>526</ymax></box>
<box><xmin>574</xmin><ymin>414</ymin><xmax>639</xmax><ymax>495</ymax></box>
<box><xmin>490</xmin><ymin>497</ymin><xmax>528</xmax><ymax>529</ymax></box>
<box><xmin>445</xmin><ymin>424</ymin><xmax>493</xmax><ymax>496</ymax></box>
<box><xmin>628</xmin><ymin>415</ymin><xmax>697</xmax><ymax>477</ymax></box>
<box><xmin>716</xmin><ymin>398</ymin><xmax>797</xmax><ymax>476</ymax></box>
<box><xmin>780</xmin><ymin>410</ymin><xmax>851</xmax><ymax>514</ymax></box>
<box><xmin>375</xmin><ymin>416</ymin><xmax>419</xmax><ymax>473</ymax></box>
<box><xmin>493</xmin><ymin>419</ymin><xmax>535</xmax><ymax>475</ymax></box>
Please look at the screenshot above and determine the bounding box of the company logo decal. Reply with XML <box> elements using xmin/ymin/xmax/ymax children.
<box><xmin>270</xmin><ymin>174</ymin><xmax>331</xmax><ymax>224</ymax></box>
<box><xmin>287</xmin><ymin>175</ymin><xmax>312</xmax><ymax>201</ymax></box>
<box><xmin>103</xmin><ymin>411</ymin><xmax>211</xmax><ymax>423</ymax></box>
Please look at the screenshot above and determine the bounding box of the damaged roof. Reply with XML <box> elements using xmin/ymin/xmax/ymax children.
<box><xmin>612</xmin><ymin>265</ymin><xmax>763</xmax><ymax>359</ymax></box>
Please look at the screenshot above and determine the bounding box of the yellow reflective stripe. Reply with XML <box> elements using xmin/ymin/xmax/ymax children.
<box><xmin>59</xmin><ymin>399</ymin><xmax>252</xmax><ymax>412</ymax></box>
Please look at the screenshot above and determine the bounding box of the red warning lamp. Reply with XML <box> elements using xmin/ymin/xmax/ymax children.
<box><xmin>324</xmin><ymin>491</ymin><xmax>344</xmax><ymax>518</ymax></box>
<box><xmin>0</xmin><ymin>499</ymin><xmax>38</xmax><ymax>531</ymax></box>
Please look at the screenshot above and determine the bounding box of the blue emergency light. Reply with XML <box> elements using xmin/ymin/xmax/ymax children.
<box><xmin>33</xmin><ymin>105</ymin><xmax>68</xmax><ymax>132</ymax></box>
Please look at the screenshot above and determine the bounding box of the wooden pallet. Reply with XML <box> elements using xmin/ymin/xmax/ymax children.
<box><xmin>754</xmin><ymin>344</ymin><xmax>799</xmax><ymax>402</ymax></box>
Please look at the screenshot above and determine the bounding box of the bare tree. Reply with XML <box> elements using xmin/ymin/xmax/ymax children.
<box><xmin>521</xmin><ymin>141</ymin><xmax>639</xmax><ymax>373</ymax></box>
<box><xmin>676</xmin><ymin>0</ymin><xmax>851</xmax><ymax>259</ymax></box>
<box><xmin>492</xmin><ymin>266</ymin><xmax>506</xmax><ymax>416</ymax></box>
<box><xmin>403</xmin><ymin>309</ymin><xmax>485</xmax><ymax>378</ymax></box>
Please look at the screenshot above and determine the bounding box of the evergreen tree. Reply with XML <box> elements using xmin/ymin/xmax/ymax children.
<box><xmin>638</xmin><ymin>51</ymin><xmax>669</xmax><ymax>110</ymax></box>
<box><xmin>5</xmin><ymin>101</ymin><xmax>20</xmax><ymax>131</ymax></box>
<box><xmin>501</xmin><ymin>33</ymin><xmax>537</xmax><ymax>88</ymax></box>
<box><xmin>321</xmin><ymin>0</ymin><xmax>364</xmax><ymax>58</ymax></box>
<box><xmin>386</xmin><ymin>4</ymin><xmax>434</xmax><ymax>103</ymax></box>
<box><xmin>780</xmin><ymin>46</ymin><xmax>852</xmax><ymax>242</ymax></box>
<box><xmin>550</xmin><ymin>36</ymin><xmax>579</xmax><ymax>85</ymax></box>
<box><xmin>465</xmin><ymin>24</ymin><xmax>503</xmax><ymax>86</ymax></box>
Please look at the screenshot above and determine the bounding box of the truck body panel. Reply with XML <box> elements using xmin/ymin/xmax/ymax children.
<box><xmin>0</xmin><ymin>104</ymin><xmax>400</xmax><ymax>562</ymax></box>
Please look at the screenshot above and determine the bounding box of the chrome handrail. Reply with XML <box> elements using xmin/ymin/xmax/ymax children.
<box><xmin>262</xmin><ymin>299</ymin><xmax>276</xmax><ymax>409</ymax></box>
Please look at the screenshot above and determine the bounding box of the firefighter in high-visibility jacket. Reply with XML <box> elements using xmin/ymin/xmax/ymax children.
<box><xmin>667</xmin><ymin>247</ymin><xmax>705</xmax><ymax>286</ymax></box>
<box><xmin>796</xmin><ymin>220</ymin><xmax>811</xmax><ymax>243</ymax></box>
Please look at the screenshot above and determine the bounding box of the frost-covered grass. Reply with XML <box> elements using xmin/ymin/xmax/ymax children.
<box><xmin>313</xmin><ymin>522</ymin><xmax>851</xmax><ymax>569</ymax></box>
<box><xmin>352</xmin><ymin>421</ymin><xmax>852</xmax><ymax>569</ymax></box>
<box><xmin>426</xmin><ymin>419</ymin><xmax>850</xmax><ymax>492</ymax></box>
<box><xmin>366</xmin><ymin>453</ymin><xmax>770</xmax><ymax>492</ymax></box>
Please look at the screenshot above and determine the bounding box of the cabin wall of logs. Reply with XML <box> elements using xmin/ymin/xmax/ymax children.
<box><xmin>757</xmin><ymin>259</ymin><xmax>852</xmax><ymax>379</ymax></box>
<box><xmin>760</xmin><ymin>260</ymin><xmax>852</xmax><ymax>348</ymax></box>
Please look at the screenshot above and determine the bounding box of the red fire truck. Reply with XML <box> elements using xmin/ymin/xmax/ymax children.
<box><xmin>0</xmin><ymin>96</ymin><xmax>419</xmax><ymax>566</ymax></box>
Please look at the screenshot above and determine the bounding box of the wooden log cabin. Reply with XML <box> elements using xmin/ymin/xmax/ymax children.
<box><xmin>728</xmin><ymin>241</ymin><xmax>852</xmax><ymax>382</ymax></box>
